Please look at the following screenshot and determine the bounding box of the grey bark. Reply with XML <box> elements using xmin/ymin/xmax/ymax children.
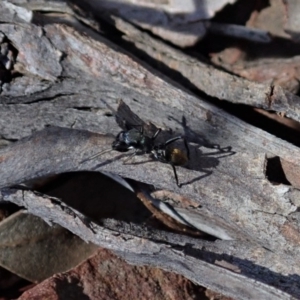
<box><xmin>0</xmin><ymin>1</ymin><xmax>300</xmax><ymax>299</ymax></box>
<box><xmin>0</xmin><ymin>188</ymin><xmax>293</xmax><ymax>300</ymax></box>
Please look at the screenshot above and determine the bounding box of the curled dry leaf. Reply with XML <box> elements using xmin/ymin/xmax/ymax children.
<box><xmin>0</xmin><ymin>211</ymin><xmax>98</xmax><ymax>282</ymax></box>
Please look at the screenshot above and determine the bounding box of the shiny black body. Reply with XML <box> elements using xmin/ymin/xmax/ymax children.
<box><xmin>87</xmin><ymin>99</ymin><xmax>189</xmax><ymax>187</ymax></box>
<box><xmin>111</xmin><ymin>116</ymin><xmax>189</xmax><ymax>187</ymax></box>
<box><xmin>112</xmin><ymin>126</ymin><xmax>161</xmax><ymax>154</ymax></box>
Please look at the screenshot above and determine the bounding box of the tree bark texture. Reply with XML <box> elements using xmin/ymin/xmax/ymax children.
<box><xmin>0</xmin><ymin>1</ymin><xmax>300</xmax><ymax>299</ymax></box>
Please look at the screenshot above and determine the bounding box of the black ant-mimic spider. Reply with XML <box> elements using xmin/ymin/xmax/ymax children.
<box><xmin>83</xmin><ymin>100</ymin><xmax>189</xmax><ymax>187</ymax></box>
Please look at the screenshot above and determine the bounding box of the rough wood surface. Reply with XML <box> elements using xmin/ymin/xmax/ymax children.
<box><xmin>68</xmin><ymin>0</ymin><xmax>238</xmax><ymax>47</ymax></box>
<box><xmin>0</xmin><ymin>1</ymin><xmax>300</xmax><ymax>299</ymax></box>
<box><xmin>113</xmin><ymin>17</ymin><xmax>300</xmax><ymax>124</ymax></box>
<box><xmin>0</xmin><ymin>188</ymin><xmax>293</xmax><ymax>300</ymax></box>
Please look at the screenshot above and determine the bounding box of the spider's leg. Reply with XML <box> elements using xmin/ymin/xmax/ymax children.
<box><xmin>81</xmin><ymin>148</ymin><xmax>113</xmax><ymax>164</ymax></box>
<box><xmin>170</xmin><ymin>163</ymin><xmax>180</xmax><ymax>187</ymax></box>
<box><xmin>123</xmin><ymin>149</ymin><xmax>139</xmax><ymax>164</ymax></box>
<box><xmin>151</xmin><ymin>128</ymin><xmax>162</xmax><ymax>140</ymax></box>
<box><xmin>164</xmin><ymin>136</ymin><xmax>182</xmax><ymax>146</ymax></box>
<box><xmin>183</xmin><ymin>138</ymin><xmax>190</xmax><ymax>160</ymax></box>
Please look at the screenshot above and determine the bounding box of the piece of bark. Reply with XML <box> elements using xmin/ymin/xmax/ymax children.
<box><xmin>0</xmin><ymin>23</ymin><xmax>62</xmax><ymax>82</ymax></box>
<box><xmin>0</xmin><ymin>1</ymin><xmax>33</xmax><ymax>23</ymax></box>
<box><xmin>0</xmin><ymin>188</ymin><xmax>294</xmax><ymax>300</ymax></box>
<box><xmin>8</xmin><ymin>1</ymin><xmax>300</xmax><ymax>122</ymax></box>
<box><xmin>0</xmin><ymin>129</ymin><xmax>299</xmax><ymax>296</ymax></box>
<box><xmin>0</xmin><ymin>127</ymin><xmax>279</xmax><ymax>243</ymax></box>
<box><xmin>211</xmin><ymin>54</ymin><xmax>300</xmax><ymax>94</ymax></box>
<box><xmin>0</xmin><ymin>17</ymin><xmax>298</xmax><ymax>263</ymax></box>
<box><xmin>74</xmin><ymin>0</ymin><xmax>237</xmax><ymax>47</ymax></box>
<box><xmin>113</xmin><ymin>16</ymin><xmax>300</xmax><ymax>123</ymax></box>
<box><xmin>0</xmin><ymin>3</ymin><xmax>299</xmax><ymax>298</ymax></box>
<box><xmin>0</xmin><ymin>127</ymin><xmax>110</xmax><ymax>186</ymax></box>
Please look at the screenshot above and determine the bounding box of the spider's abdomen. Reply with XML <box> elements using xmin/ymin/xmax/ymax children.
<box><xmin>167</xmin><ymin>148</ymin><xmax>188</xmax><ymax>166</ymax></box>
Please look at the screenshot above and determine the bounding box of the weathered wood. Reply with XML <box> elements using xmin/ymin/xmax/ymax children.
<box><xmin>0</xmin><ymin>1</ymin><xmax>300</xmax><ymax>298</ymax></box>
<box><xmin>112</xmin><ymin>16</ymin><xmax>300</xmax><ymax>123</ymax></box>
<box><xmin>0</xmin><ymin>188</ymin><xmax>294</xmax><ymax>299</ymax></box>
<box><xmin>56</xmin><ymin>0</ymin><xmax>238</xmax><ymax>48</ymax></box>
<box><xmin>0</xmin><ymin>127</ymin><xmax>111</xmax><ymax>186</ymax></box>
